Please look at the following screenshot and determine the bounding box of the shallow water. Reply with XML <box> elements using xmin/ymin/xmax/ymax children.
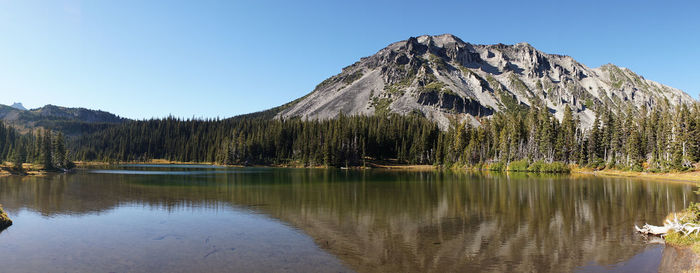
<box><xmin>0</xmin><ymin>165</ymin><xmax>697</xmax><ymax>272</ymax></box>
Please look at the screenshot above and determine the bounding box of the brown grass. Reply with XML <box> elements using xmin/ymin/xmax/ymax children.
<box><xmin>0</xmin><ymin>162</ymin><xmax>56</xmax><ymax>176</ymax></box>
<box><xmin>577</xmin><ymin>168</ymin><xmax>700</xmax><ymax>184</ymax></box>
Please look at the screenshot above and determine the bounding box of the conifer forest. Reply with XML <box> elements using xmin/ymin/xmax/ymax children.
<box><xmin>2</xmin><ymin>102</ymin><xmax>696</xmax><ymax>173</ymax></box>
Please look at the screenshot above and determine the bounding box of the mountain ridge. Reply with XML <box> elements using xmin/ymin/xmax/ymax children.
<box><xmin>2</xmin><ymin>35</ymin><xmax>696</xmax><ymax>132</ymax></box>
<box><xmin>0</xmin><ymin>104</ymin><xmax>126</xmax><ymax>135</ymax></box>
<box><xmin>277</xmin><ymin>34</ymin><xmax>696</xmax><ymax>128</ymax></box>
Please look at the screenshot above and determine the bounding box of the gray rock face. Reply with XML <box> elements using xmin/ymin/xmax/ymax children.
<box><xmin>10</xmin><ymin>102</ymin><xmax>26</xmax><ymax>111</ymax></box>
<box><xmin>278</xmin><ymin>34</ymin><xmax>696</xmax><ymax>129</ymax></box>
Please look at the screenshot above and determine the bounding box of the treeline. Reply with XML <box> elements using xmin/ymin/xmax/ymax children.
<box><xmin>0</xmin><ymin>121</ymin><xmax>74</xmax><ymax>171</ymax></box>
<box><xmin>71</xmin><ymin>114</ymin><xmax>439</xmax><ymax>167</ymax></box>
<box><xmin>18</xmin><ymin>101</ymin><xmax>700</xmax><ymax>173</ymax></box>
<box><xmin>0</xmin><ymin>122</ymin><xmax>22</xmax><ymax>165</ymax></box>
<box><xmin>437</xmin><ymin>102</ymin><xmax>700</xmax><ymax>172</ymax></box>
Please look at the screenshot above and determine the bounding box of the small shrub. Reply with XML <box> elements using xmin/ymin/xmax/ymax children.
<box><xmin>606</xmin><ymin>161</ymin><xmax>616</xmax><ymax>169</ymax></box>
<box><xmin>631</xmin><ymin>164</ymin><xmax>644</xmax><ymax>172</ymax></box>
<box><xmin>665</xmin><ymin>190</ymin><xmax>700</xmax><ymax>255</ymax></box>
<box><xmin>421</xmin><ymin>81</ymin><xmax>445</xmax><ymax>94</ymax></box>
<box><xmin>506</xmin><ymin>160</ymin><xmax>571</xmax><ymax>173</ymax></box>
<box><xmin>528</xmin><ymin>161</ymin><xmax>546</xmax><ymax>172</ymax></box>
<box><xmin>508</xmin><ymin>159</ymin><xmax>529</xmax><ymax>172</ymax></box>
<box><xmin>542</xmin><ymin>162</ymin><xmax>571</xmax><ymax>173</ymax></box>
<box><xmin>687</xmin><ymin>202</ymin><xmax>700</xmax><ymax>223</ymax></box>
<box><xmin>342</xmin><ymin>70</ymin><xmax>364</xmax><ymax>85</ymax></box>
<box><xmin>588</xmin><ymin>160</ymin><xmax>605</xmax><ymax>170</ymax></box>
<box><xmin>664</xmin><ymin>230</ymin><xmax>700</xmax><ymax>254</ymax></box>
<box><xmin>488</xmin><ymin>161</ymin><xmax>505</xmax><ymax>172</ymax></box>
<box><xmin>429</xmin><ymin>54</ymin><xmax>448</xmax><ymax>71</ymax></box>
<box><xmin>664</xmin><ymin>231</ymin><xmax>700</xmax><ymax>247</ymax></box>
<box><xmin>371</xmin><ymin>98</ymin><xmax>392</xmax><ymax>116</ymax></box>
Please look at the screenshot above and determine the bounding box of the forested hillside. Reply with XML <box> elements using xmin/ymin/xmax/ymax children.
<box><xmin>0</xmin><ymin>122</ymin><xmax>73</xmax><ymax>171</ymax></box>
<box><xmin>1</xmin><ymin>100</ymin><xmax>697</xmax><ymax>172</ymax></box>
<box><xmin>60</xmin><ymin>101</ymin><xmax>700</xmax><ymax>172</ymax></box>
<box><xmin>70</xmin><ymin>115</ymin><xmax>439</xmax><ymax>167</ymax></box>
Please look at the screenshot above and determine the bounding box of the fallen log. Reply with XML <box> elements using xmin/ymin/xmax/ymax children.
<box><xmin>635</xmin><ymin>215</ymin><xmax>700</xmax><ymax>237</ymax></box>
<box><xmin>635</xmin><ymin>224</ymin><xmax>671</xmax><ymax>236</ymax></box>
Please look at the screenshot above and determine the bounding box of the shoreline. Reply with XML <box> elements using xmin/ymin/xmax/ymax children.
<box><xmin>2</xmin><ymin>160</ymin><xmax>699</xmax><ymax>184</ymax></box>
<box><xmin>583</xmin><ymin>169</ymin><xmax>700</xmax><ymax>184</ymax></box>
<box><xmin>660</xmin><ymin>209</ymin><xmax>700</xmax><ymax>271</ymax></box>
<box><xmin>0</xmin><ymin>204</ymin><xmax>12</xmax><ymax>230</ymax></box>
<box><xmin>0</xmin><ymin>163</ymin><xmax>68</xmax><ymax>177</ymax></box>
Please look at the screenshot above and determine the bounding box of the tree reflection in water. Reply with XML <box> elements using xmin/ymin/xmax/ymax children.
<box><xmin>0</xmin><ymin>167</ymin><xmax>696</xmax><ymax>272</ymax></box>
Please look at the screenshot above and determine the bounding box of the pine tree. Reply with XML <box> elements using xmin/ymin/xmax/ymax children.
<box><xmin>561</xmin><ymin>106</ymin><xmax>576</xmax><ymax>163</ymax></box>
<box><xmin>588</xmin><ymin>112</ymin><xmax>602</xmax><ymax>168</ymax></box>
<box><xmin>627</xmin><ymin>128</ymin><xmax>643</xmax><ymax>171</ymax></box>
<box><xmin>11</xmin><ymin>143</ymin><xmax>25</xmax><ymax>171</ymax></box>
<box><xmin>53</xmin><ymin>132</ymin><xmax>67</xmax><ymax>169</ymax></box>
<box><xmin>40</xmin><ymin>130</ymin><xmax>53</xmax><ymax>170</ymax></box>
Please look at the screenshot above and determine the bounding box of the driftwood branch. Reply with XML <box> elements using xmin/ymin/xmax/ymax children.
<box><xmin>635</xmin><ymin>215</ymin><xmax>700</xmax><ymax>237</ymax></box>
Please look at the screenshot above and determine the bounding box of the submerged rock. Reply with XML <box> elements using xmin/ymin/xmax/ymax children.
<box><xmin>0</xmin><ymin>205</ymin><xmax>12</xmax><ymax>230</ymax></box>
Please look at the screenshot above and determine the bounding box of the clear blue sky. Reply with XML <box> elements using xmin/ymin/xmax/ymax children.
<box><xmin>1</xmin><ymin>0</ymin><xmax>698</xmax><ymax>119</ymax></box>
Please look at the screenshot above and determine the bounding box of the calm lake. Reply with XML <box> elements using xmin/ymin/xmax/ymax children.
<box><xmin>0</xmin><ymin>165</ymin><xmax>697</xmax><ymax>272</ymax></box>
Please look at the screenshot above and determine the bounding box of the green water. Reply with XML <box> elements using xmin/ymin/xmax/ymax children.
<box><xmin>0</xmin><ymin>165</ymin><xmax>697</xmax><ymax>272</ymax></box>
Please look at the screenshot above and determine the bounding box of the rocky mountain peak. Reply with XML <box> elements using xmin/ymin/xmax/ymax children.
<box><xmin>278</xmin><ymin>34</ymin><xmax>696</xmax><ymax>129</ymax></box>
<box><xmin>416</xmin><ymin>33</ymin><xmax>466</xmax><ymax>47</ymax></box>
<box><xmin>10</xmin><ymin>102</ymin><xmax>26</xmax><ymax>110</ymax></box>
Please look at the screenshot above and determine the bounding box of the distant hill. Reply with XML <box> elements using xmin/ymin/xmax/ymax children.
<box><xmin>0</xmin><ymin>104</ymin><xmax>127</xmax><ymax>135</ymax></box>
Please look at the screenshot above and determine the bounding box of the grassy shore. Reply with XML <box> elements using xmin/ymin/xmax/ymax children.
<box><xmin>579</xmin><ymin>168</ymin><xmax>700</xmax><ymax>184</ymax></box>
<box><xmin>0</xmin><ymin>162</ymin><xmax>59</xmax><ymax>176</ymax></box>
<box><xmin>4</xmin><ymin>159</ymin><xmax>700</xmax><ymax>184</ymax></box>
<box><xmin>74</xmin><ymin>159</ymin><xmax>216</xmax><ymax>167</ymax></box>
<box><xmin>665</xmin><ymin>231</ymin><xmax>700</xmax><ymax>255</ymax></box>
<box><xmin>73</xmin><ymin>159</ymin><xmax>437</xmax><ymax>171</ymax></box>
<box><xmin>663</xmin><ymin>200</ymin><xmax>700</xmax><ymax>261</ymax></box>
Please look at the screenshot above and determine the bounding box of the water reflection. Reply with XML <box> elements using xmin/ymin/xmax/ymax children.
<box><xmin>0</xmin><ymin>167</ymin><xmax>697</xmax><ymax>272</ymax></box>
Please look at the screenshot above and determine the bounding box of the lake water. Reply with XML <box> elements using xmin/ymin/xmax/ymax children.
<box><xmin>0</xmin><ymin>165</ymin><xmax>697</xmax><ymax>272</ymax></box>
